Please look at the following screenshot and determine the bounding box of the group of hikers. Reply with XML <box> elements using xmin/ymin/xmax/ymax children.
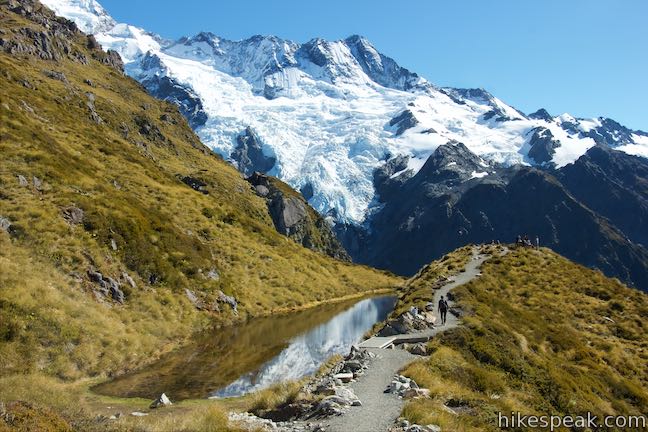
<box><xmin>516</xmin><ymin>234</ymin><xmax>539</xmax><ymax>249</ymax></box>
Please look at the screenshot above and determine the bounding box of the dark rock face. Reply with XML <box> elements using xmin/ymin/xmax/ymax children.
<box><xmin>248</xmin><ymin>173</ymin><xmax>350</xmax><ymax>261</ymax></box>
<box><xmin>61</xmin><ymin>205</ymin><xmax>84</xmax><ymax>225</ymax></box>
<box><xmin>528</xmin><ymin>108</ymin><xmax>553</xmax><ymax>122</ymax></box>
<box><xmin>527</xmin><ymin>127</ymin><xmax>561</xmax><ymax>165</ymax></box>
<box><xmin>344</xmin><ymin>35</ymin><xmax>424</xmax><ymax>92</ymax></box>
<box><xmin>580</xmin><ymin>117</ymin><xmax>638</xmax><ymax>147</ymax></box>
<box><xmin>0</xmin><ymin>1</ymin><xmax>122</xmax><ymax>71</ymax></box>
<box><xmin>389</xmin><ymin>110</ymin><xmax>419</xmax><ymax>136</ymax></box>
<box><xmin>353</xmin><ymin>142</ymin><xmax>648</xmax><ymax>291</ymax></box>
<box><xmin>138</xmin><ymin>53</ymin><xmax>207</xmax><ymax>128</ymax></box>
<box><xmin>180</xmin><ymin>176</ymin><xmax>209</xmax><ymax>195</ymax></box>
<box><xmin>445</xmin><ymin>87</ymin><xmax>526</xmax><ymax>122</ymax></box>
<box><xmin>97</xmin><ymin>49</ymin><xmax>123</xmax><ymax>72</ymax></box>
<box><xmin>231</xmin><ymin>127</ymin><xmax>276</xmax><ymax>177</ymax></box>
<box><xmin>300</xmin><ymin>182</ymin><xmax>314</xmax><ymax>200</ymax></box>
<box><xmin>87</xmin><ymin>269</ymin><xmax>125</xmax><ymax>303</ymax></box>
<box><xmin>373</xmin><ymin>154</ymin><xmax>412</xmax><ymax>201</ymax></box>
<box><xmin>558</xmin><ymin>145</ymin><xmax>648</xmax><ymax>248</ymax></box>
<box><xmin>134</xmin><ymin>115</ymin><xmax>166</xmax><ymax>142</ymax></box>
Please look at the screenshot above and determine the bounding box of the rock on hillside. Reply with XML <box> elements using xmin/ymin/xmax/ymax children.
<box><xmin>248</xmin><ymin>172</ymin><xmax>350</xmax><ymax>261</ymax></box>
<box><xmin>0</xmin><ymin>0</ymin><xmax>398</xmax><ymax>382</ymax></box>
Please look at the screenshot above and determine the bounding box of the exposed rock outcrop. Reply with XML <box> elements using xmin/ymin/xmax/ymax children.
<box><xmin>149</xmin><ymin>393</ymin><xmax>172</xmax><ymax>409</ymax></box>
<box><xmin>231</xmin><ymin>127</ymin><xmax>276</xmax><ymax>176</ymax></box>
<box><xmin>87</xmin><ymin>269</ymin><xmax>125</xmax><ymax>303</ymax></box>
<box><xmin>527</xmin><ymin>127</ymin><xmax>560</xmax><ymax>165</ymax></box>
<box><xmin>248</xmin><ymin>172</ymin><xmax>350</xmax><ymax>261</ymax></box>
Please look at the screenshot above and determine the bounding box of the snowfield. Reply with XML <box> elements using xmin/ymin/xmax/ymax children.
<box><xmin>42</xmin><ymin>0</ymin><xmax>648</xmax><ymax>224</ymax></box>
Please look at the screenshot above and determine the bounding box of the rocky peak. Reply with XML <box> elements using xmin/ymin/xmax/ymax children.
<box><xmin>527</xmin><ymin>127</ymin><xmax>561</xmax><ymax>165</ymax></box>
<box><xmin>1</xmin><ymin>0</ymin><xmax>121</xmax><ymax>71</ymax></box>
<box><xmin>230</xmin><ymin>127</ymin><xmax>276</xmax><ymax>177</ymax></box>
<box><xmin>581</xmin><ymin>117</ymin><xmax>636</xmax><ymax>147</ymax></box>
<box><xmin>415</xmin><ymin>141</ymin><xmax>493</xmax><ymax>185</ymax></box>
<box><xmin>528</xmin><ymin>108</ymin><xmax>553</xmax><ymax>122</ymax></box>
<box><xmin>344</xmin><ymin>34</ymin><xmax>426</xmax><ymax>91</ymax></box>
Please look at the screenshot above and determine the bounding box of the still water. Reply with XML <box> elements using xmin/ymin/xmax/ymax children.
<box><xmin>93</xmin><ymin>295</ymin><xmax>395</xmax><ymax>400</ymax></box>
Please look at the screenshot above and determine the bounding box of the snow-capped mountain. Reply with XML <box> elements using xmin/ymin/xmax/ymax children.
<box><xmin>41</xmin><ymin>0</ymin><xmax>648</xmax><ymax>224</ymax></box>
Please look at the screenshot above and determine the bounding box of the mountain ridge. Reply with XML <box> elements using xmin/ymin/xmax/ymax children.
<box><xmin>37</xmin><ymin>0</ymin><xmax>648</xmax><ymax>290</ymax></box>
<box><xmin>39</xmin><ymin>0</ymin><xmax>648</xmax><ymax>225</ymax></box>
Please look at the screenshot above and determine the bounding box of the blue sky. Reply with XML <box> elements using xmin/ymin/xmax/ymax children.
<box><xmin>101</xmin><ymin>0</ymin><xmax>648</xmax><ymax>130</ymax></box>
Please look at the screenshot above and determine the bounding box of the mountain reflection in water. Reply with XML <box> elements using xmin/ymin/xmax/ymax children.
<box><xmin>93</xmin><ymin>295</ymin><xmax>395</xmax><ymax>400</ymax></box>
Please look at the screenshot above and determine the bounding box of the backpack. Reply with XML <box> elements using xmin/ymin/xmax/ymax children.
<box><xmin>439</xmin><ymin>299</ymin><xmax>448</xmax><ymax>311</ymax></box>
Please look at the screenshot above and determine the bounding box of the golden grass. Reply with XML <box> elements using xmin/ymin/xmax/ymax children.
<box><xmin>0</xmin><ymin>5</ymin><xmax>400</xmax><ymax>380</ymax></box>
<box><xmin>0</xmin><ymin>6</ymin><xmax>402</xmax><ymax>430</ymax></box>
<box><xmin>398</xmin><ymin>246</ymin><xmax>648</xmax><ymax>431</ymax></box>
<box><xmin>391</xmin><ymin>245</ymin><xmax>474</xmax><ymax>317</ymax></box>
<box><xmin>0</xmin><ymin>373</ymin><xmax>241</xmax><ymax>432</ymax></box>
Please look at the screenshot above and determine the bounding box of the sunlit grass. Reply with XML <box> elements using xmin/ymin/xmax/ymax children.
<box><xmin>397</xmin><ymin>246</ymin><xmax>648</xmax><ymax>431</ymax></box>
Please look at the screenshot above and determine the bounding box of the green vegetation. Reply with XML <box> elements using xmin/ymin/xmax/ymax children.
<box><xmin>397</xmin><ymin>246</ymin><xmax>648</xmax><ymax>431</ymax></box>
<box><xmin>391</xmin><ymin>245</ymin><xmax>474</xmax><ymax>317</ymax></box>
<box><xmin>0</xmin><ymin>3</ymin><xmax>400</xmax><ymax>430</ymax></box>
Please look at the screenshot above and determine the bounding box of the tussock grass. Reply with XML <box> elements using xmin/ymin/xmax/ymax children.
<box><xmin>0</xmin><ymin>373</ymin><xmax>243</xmax><ymax>432</ymax></box>
<box><xmin>391</xmin><ymin>245</ymin><xmax>474</xmax><ymax>317</ymax></box>
<box><xmin>0</xmin><ymin>5</ymin><xmax>402</xmax><ymax>431</ymax></box>
<box><xmin>398</xmin><ymin>246</ymin><xmax>648</xmax><ymax>431</ymax></box>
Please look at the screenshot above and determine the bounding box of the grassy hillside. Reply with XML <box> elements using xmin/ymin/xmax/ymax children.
<box><xmin>397</xmin><ymin>246</ymin><xmax>648</xmax><ymax>431</ymax></box>
<box><xmin>0</xmin><ymin>0</ymin><xmax>399</xmax><ymax>386</ymax></box>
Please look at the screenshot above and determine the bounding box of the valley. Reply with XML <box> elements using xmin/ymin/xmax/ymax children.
<box><xmin>1</xmin><ymin>1</ymin><xmax>647</xmax><ymax>432</ymax></box>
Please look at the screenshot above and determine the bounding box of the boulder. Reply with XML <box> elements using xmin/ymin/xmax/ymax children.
<box><xmin>254</xmin><ymin>184</ymin><xmax>270</xmax><ymax>197</ymax></box>
<box><xmin>17</xmin><ymin>175</ymin><xmax>28</xmax><ymax>187</ymax></box>
<box><xmin>206</xmin><ymin>268</ymin><xmax>220</xmax><ymax>280</ymax></box>
<box><xmin>311</xmin><ymin>398</ymin><xmax>344</xmax><ymax>417</ymax></box>
<box><xmin>61</xmin><ymin>206</ymin><xmax>84</xmax><ymax>225</ymax></box>
<box><xmin>0</xmin><ymin>216</ymin><xmax>11</xmax><ymax>233</ymax></box>
<box><xmin>32</xmin><ymin>176</ymin><xmax>43</xmax><ymax>190</ymax></box>
<box><xmin>185</xmin><ymin>289</ymin><xmax>205</xmax><ymax>310</ymax></box>
<box><xmin>402</xmin><ymin>388</ymin><xmax>431</xmax><ymax>399</ymax></box>
<box><xmin>106</xmin><ymin>277</ymin><xmax>124</xmax><ymax>303</ymax></box>
<box><xmin>149</xmin><ymin>393</ymin><xmax>172</xmax><ymax>409</ymax></box>
<box><xmin>122</xmin><ymin>272</ymin><xmax>136</xmax><ymax>288</ymax></box>
<box><xmin>333</xmin><ymin>386</ymin><xmax>360</xmax><ymax>406</ymax></box>
<box><xmin>342</xmin><ymin>360</ymin><xmax>363</xmax><ymax>372</ymax></box>
<box><xmin>333</xmin><ymin>373</ymin><xmax>353</xmax><ymax>383</ymax></box>
<box><xmin>217</xmin><ymin>290</ymin><xmax>238</xmax><ymax>312</ymax></box>
<box><xmin>410</xmin><ymin>343</ymin><xmax>428</xmax><ymax>356</ymax></box>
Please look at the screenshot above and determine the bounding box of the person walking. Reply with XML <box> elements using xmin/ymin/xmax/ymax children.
<box><xmin>438</xmin><ymin>295</ymin><xmax>449</xmax><ymax>325</ymax></box>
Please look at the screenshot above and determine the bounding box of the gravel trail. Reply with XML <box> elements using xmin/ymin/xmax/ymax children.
<box><xmin>323</xmin><ymin>248</ymin><xmax>490</xmax><ymax>432</ymax></box>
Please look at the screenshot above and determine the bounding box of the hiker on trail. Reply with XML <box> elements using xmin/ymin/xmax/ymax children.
<box><xmin>438</xmin><ymin>295</ymin><xmax>448</xmax><ymax>325</ymax></box>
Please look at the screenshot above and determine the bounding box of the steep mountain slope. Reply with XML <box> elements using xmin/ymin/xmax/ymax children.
<box><xmin>559</xmin><ymin>145</ymin><xmax>648</xmax><ymax>248</ymax></box>
<box><xmin>395</xmin><ymin>245</ymin><xmax>648</xmax><ymax>431</ymax></box>
<box><xmin>358</xmin><ymin>141</ymin><xmax>648</xmax><ymax>290</ymax></box>
<box><xmin>0</xmin><ymin>0</ymin><xmax>399</xmax><ymax>382</ymax></box>
<box><xmin>247</xmin><ymin>172</ymin><xmax>350</xmax><ymax>261</ymax></box>
<box><xmin>38</xmin><ymin>0</ymin><xmax>648</xmax><ymax>225</ymax></box>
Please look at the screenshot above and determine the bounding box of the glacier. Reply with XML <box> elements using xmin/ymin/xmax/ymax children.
<box><xmin>41</xmin><ymin>0</ymin><xmax>648</xmax><ymax>224</ymax></box>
